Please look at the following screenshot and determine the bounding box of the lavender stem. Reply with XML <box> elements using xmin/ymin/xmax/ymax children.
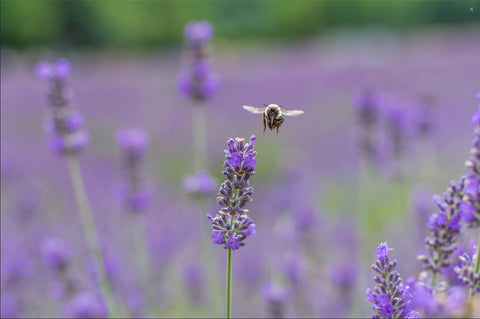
<box><xmin>192</xmin><ymin>105</ymin><xmax>208</xmax><ymax>172</ymax></box>
<box><xmin>226</xmin><ymin>247</ymin><xmax>232</xmax><ymax>319</ymax></box>
<box><xmin>67</xmin><ymin>156</ymin><xmax>118</xmax><ymax>317</ymax></box>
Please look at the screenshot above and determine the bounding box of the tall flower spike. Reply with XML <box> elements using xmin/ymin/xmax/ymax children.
<box><xmin>36</xmin><ymin>59</ymin><xmax>90</xmax><ymax>155</ymax></box>
<box><xmin>116</xmin><ymin>128</ymin><xmax>151</xmax><ymax>213</ymax></box>
<box><xmin>207</xmin><ymin>136</ymin><xmax>257</xmax><ymax>250</ymax></box>
<box><xmin>352</xmin><ymin>86</ymin><xmax>380</xmax><ymax>161</ymax></box>
<box><xmin>418</xmin><ymin>179</ymin><xmax>465</xmax><ymax>273</ymax></box>
<box><xmin>455</xmin><ymin>252</ymin><xmax>480</xmax><ymax>294</ymax></box>
<box><xmin>459</xmin><ymin>105</ymin><xmax>480</xmax><ymax>227</ymax></box>
<box><xmin>366</xmin><ymin>242</ymin><xmax>418</xmax><ymax>318</ymax></box>
<box><xmin>178</xmin><ymin>21</ymin><xmax>220</xmax><ymax>102</ymax></box>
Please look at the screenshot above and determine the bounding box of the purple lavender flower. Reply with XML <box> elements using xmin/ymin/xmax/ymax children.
<box><xmin>418</xmin><ymin>179</ymin><xmax>465</xmax><ymax>273</ymax></box>
<box><xmin>116</xmin><ymin>128</ymin><xmax>152</xmax><ymax>213</ymax></box>
<box><xmin>454</xmin><ymin>252</ymin><xmax>480</xmax><ymax>294</ymax></box>
<box><xmin>64</xmin><ymin>292</ymin><xmax>107</xmax><ymax>318</ymax></box>
<box><xmin>1</xmin><ymin>294</ymin><xmax>20</xmax><ymax>318</ymax></box>
<box><xmin>262</xmin><ymin>281</ymin><xmax>290</xmax><ymax>318</ymax></box>
<box><xmin>183</xmin><ymin>262</ymin><xmax>205</xmax><ymax>304</ymax></box>
<box><xmin>352</xmin><ymin>86</ymin><xmax>380</xmax><ymax>161</ymax></box>
<box><xmin>384</xmin><ymin>100</ymin><xmax>409</xmax><ymax>160</ymax></box>
<box><xmin>41</xmin><ymin>237</ymin><xmax>72</xmax><ymax>272</ymax></box>
<box><xmin>36</xmin><ymin>59</ymin><xmax>89</xmax><ymax>156</ymax></box>
<box><xmin>182</xmin><ymin>171</ymin><xmax>216</xmax><ymax>197</ymax></box>
<box><xmin>459</xmin><ymin>105</ymin><xmax>480</xmax><ymax>227</ymax></box>
<box><xmin>184</xmin><ymin>21</ymin><xmax>214</xmax><ymax>42</ymax></box>
<box><xmin>178</xmin><ymin>21</ymin><xmax>220</xmax><ymax>101</ymax></box>
<box><xmin>366</xmin><ymin>242</ymin><xmax>418</xmax><ymax>318</ymax></box>
<box><xmin>206</xmin><ymin>136</ymin><xmax>257</xmax><ymax>250</ymax></box>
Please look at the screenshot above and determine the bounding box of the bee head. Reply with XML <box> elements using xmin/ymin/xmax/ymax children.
<box><xmin>266</xmin><ymin>104</ymin><xmax>280</xmax><ymax>117</ymax></box>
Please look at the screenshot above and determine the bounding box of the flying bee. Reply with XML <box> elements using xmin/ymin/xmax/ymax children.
<box><xmin>242</xmin><ymin>104</ymin><xmax>305</xmax><ymax>136</ymax></box>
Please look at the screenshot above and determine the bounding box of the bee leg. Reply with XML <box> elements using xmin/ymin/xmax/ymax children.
<box><xmin>276</xmin><ymin>127</ymin><xmax>279</xmax><ymax>138</ymax></box>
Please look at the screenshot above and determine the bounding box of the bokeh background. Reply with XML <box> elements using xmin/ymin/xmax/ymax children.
<box><xmin>1</xmin><ymin>1</ymin><xmax>480</xmax><ymax>318</ymax></box>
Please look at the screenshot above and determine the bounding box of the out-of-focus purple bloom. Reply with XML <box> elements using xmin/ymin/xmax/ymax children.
<box><xmin>366</xmin><ymin>242</ymin><xmax>417</xmax><ymax>318</ymax></box>
<box><xmin>184</xmin><ymin>21</ymin><xmax>214</xmax><ymax>42</ymax></box>
<box><xmin>419</xmin><ymin>179</ymin><xmax>465</xmax><ymax>273</ymax></box>
<box><xmin>64</xmin><ymin>292</ymin><xmax>107</xmax><ymax>318</ymax></box>
<box><xmin>183</xmin><ymin>262</ymin><xmax>205</xmax><ymax>304</ymax></box>
<box><xmin>116</xmin><ymin>128</ymin><xmax>151</xmax><ymax>213</ymax></box>
<box><xmin>178</xmin><ymin>21</ymin><xmax>220</xmax><ymax>101</ymax></box>
<box><xmin>116</xmin><ymin>128</ymin><xmax>149</xmax><ymax>156</ymax></box>
<box><xmin>1</xmin><ymin>294</ymin><xmax>20</xmax><ymax>318</ymax></box>
<box><xmin>41</xmin><ymin>237</ymin><xmax>72</xmax><ymax>272</ymax></box>
<box><xmin>182</xmin><ymin>171</ymin><xmax>216</xmax><ymax>197</ymax></box>
<box><xmin>36</xmin><ymin>59</ymin><xmax>89</xmax><ymax>156</ymax></box>
<box><xmin>384</xmin><ymin>100</ymin><xmax>409</xmax><ymax>159</ymax></box>
<box><xmin>471</xmin><ymin>106</ymin><xmax>480</xmax><ymax>125</ymax></box>
<box><xmin>262</xmin><ymin>281</ymin><xmax>290</xmax><ymax>318</ymax></box>
<box><xmin>207</xmin><ymin>136</ymin><xmax>257</xmax><ymax>250</ymax></box>
<box><xmin>352</xmin><ymin>86</ymin><xmax>380</xmax><ymax>161</ymax></box>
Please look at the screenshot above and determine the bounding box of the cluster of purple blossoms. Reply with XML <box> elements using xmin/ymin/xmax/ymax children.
<box><xmin>459</xmin><ymin>105</ymin><xmax>480</xmax><ymax>228</ymax></box>
<box><xmin>206</xmin><ymin>136</ymin><xmax>257</xmax><ymax>250</ymax></box>
<box><xmin>116</xmin><ymin>128</ymin><xmax>152</xmax><ymax>213</ymax></box>
<box><xmin>36</xmin><ymin>59</ymin><xmax>90</xmax><ymax>155</ymax></box>
<box><xmin>177</xmin><ymin>21</ymin><xmax>220</xmax><ymax>101</ymax></box>
<box><xmin>366</xmin><ymin>242</ymin><xmax>418</xmax><ymax>318</ymax></box>
<box><xmin>409</xmin><ymin>280</ymin><xmax>468</xmax><ymax>317</ymax></box>
<box><xmin>352</xmin><ymin>86</ymin><xmax>380</xmax><ymax>161</ymax></box>
<box><xmin>418</xmin><ymin>179</ymin><xmax>465</xmax><ymax>273</ymax></box>
<box><xmin>182</xmin><ymin>171</ymin><xmax>216</xmax><ymax>198</ymax></box>
<box><xmin>455</xmin><ymin>252</ymin><xmax>480</xmax><ymax>294</ymax></box>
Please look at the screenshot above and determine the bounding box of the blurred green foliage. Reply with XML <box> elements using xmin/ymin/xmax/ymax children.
<box><xmin>1</xmin><ymin>0</ymin><xmax>477</xmax><ymax>49</ymax></box>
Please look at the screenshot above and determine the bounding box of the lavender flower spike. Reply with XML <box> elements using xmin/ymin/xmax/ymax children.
<box><xmin>366</xmin><ymin>242</ymin><xmax>418</xmax><ymax>318</ymax></box>
<box><xmin>178</xmin><ymin>21</ymin><xmax>220</xmax><ymax>101</ymax></box>
<box><xmin>459</xmin><ymin>106</ymin><xmax>480</xmax><ymax>227</ymax></box>
<box><xmin>418</xmin><ymin>179</ymin><xmax>465</xmax><ymax>273</ymax></box>
<box><xmin>207</xmin><ymin>135</ymin><xmax>257</xmax><ymax>250</ymax></box>
<box><xmin>454</xmin><ymin>252</ymin><xmax>480</xmax><ymax>294</ymax></box>
<box><xmin>36</xmin><ymin>59</ymin><xmax>89</xmax><ymax>156</ymax></box>
<box><xmin>116</xmin><ymin>128</ymin><xmax>152</xmax><ymax>213</ymax></box>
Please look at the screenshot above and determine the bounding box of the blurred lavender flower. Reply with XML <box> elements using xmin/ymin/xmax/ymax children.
<box><xmin>418</xmin><ymin>179</ymin><xmax>465</xmax><ymax>274</ymax></box>
<box><xmin>64</xmin><ymin>292</ymin><xmax>107</xmax><ymax>318</ymax></box>
<box><xmin>352</xmin><ymin>86</ymin><xmax>380</xmax><ymax>161</ymax></box>
<box><xmin>177</xmin><ymin>21</ymin><xmax>220</xmax><ymax>102</ymax></box>
<box><xmin>1</xmin><ymin>294</ymin><xmax>20</xmax><ymax>318</ymax></box>
<box><xmin>206</xmin><ymin>136</ymin><xmax>257</xmax><ymax>250</ymax></box>
<box><xmin>182</xmin><ymin>171</ymin><xmax>216</xmax><ymax>198</ymax></box>
<box><xmin>384</xmin><ymin>100</ymin><xmax>409</xmax><ymax>160</ymax></box>
<box><xmin>262</xmin><ymin>281</ymin><xmax>290</xmax><ymax>318</ymax></box>
<box><xmin>455</xmin><ymin>252</ymin><xmax>480</xmax><ymax>294</ymax></box>
<box><xmin>410</xmin><ymin>280</ymin><xmax>468</xmax><ymax>317</ymax></box>
<box><xmin>183</xmin><ymin>262</ymin><xmax>205</xmax><ymax>304</ymax></box>
<box><xmin>116</xmin><ymin>128</ymin><xmax>152</xmax><ymax>213</ymax></box>
<box><xmin>366</xmin><ymin>242</ymin><xmax>418</xmax><ymax>318</ymax></box>
<box><xmin>413</xmin><ymin>94</ymin><xmax>436</xmax><ymax>138</ymax></box>
<box><xmin>36</xmin><ymin>59</ymin><xmax>90</xmax><ymax>155</ymax></box>
<box><xmin>41</xmin><ymin>237</ymin><xmax>72</xmax><ymax>272</ymax></box>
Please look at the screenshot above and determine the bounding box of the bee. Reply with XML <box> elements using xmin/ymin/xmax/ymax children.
<box><xmin>242</xmin><ymin>104</ymin><xmax>305</xmax><ymax>136</ymax></box>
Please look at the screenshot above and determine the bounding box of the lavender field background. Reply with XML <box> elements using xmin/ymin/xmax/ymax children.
<box><xmin>2</xmin><ymin>2</ymin><xmax>480</xmax><ymax>318</ymax></box>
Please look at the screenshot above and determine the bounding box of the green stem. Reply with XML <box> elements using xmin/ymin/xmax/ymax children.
<box><xmin>67</xmin><ymin>156</ymin><xmax>118</xmax><ymax>317</ymax></box>
<box><xmin>430</xmin><ymin>271</ymin><xmax>437</xmax><ymax>291</ymax></box>
<box><xmin>470</xmin><ymin>232</ymin><xmax>480</xmax><ymax>298</ymax></box>
<box><xmin>226</xmin><ymin>248</ymin><xmax>232</xmax><ymax>319</ymax></box>
<box><xmin>192</xmin><ymin>105</ymin><xmax>207</xmax><ymax>172</ymax></box>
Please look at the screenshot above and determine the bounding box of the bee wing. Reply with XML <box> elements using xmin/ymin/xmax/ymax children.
<box><xmin>242</xmin><ymin>105</ymin><xmax>265</xmax><ymax>114</ymax></box>
<box><xmin>281</xmin><ymin>108</ymin><xmax>305</xmax><ymax>116</ymax></box>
